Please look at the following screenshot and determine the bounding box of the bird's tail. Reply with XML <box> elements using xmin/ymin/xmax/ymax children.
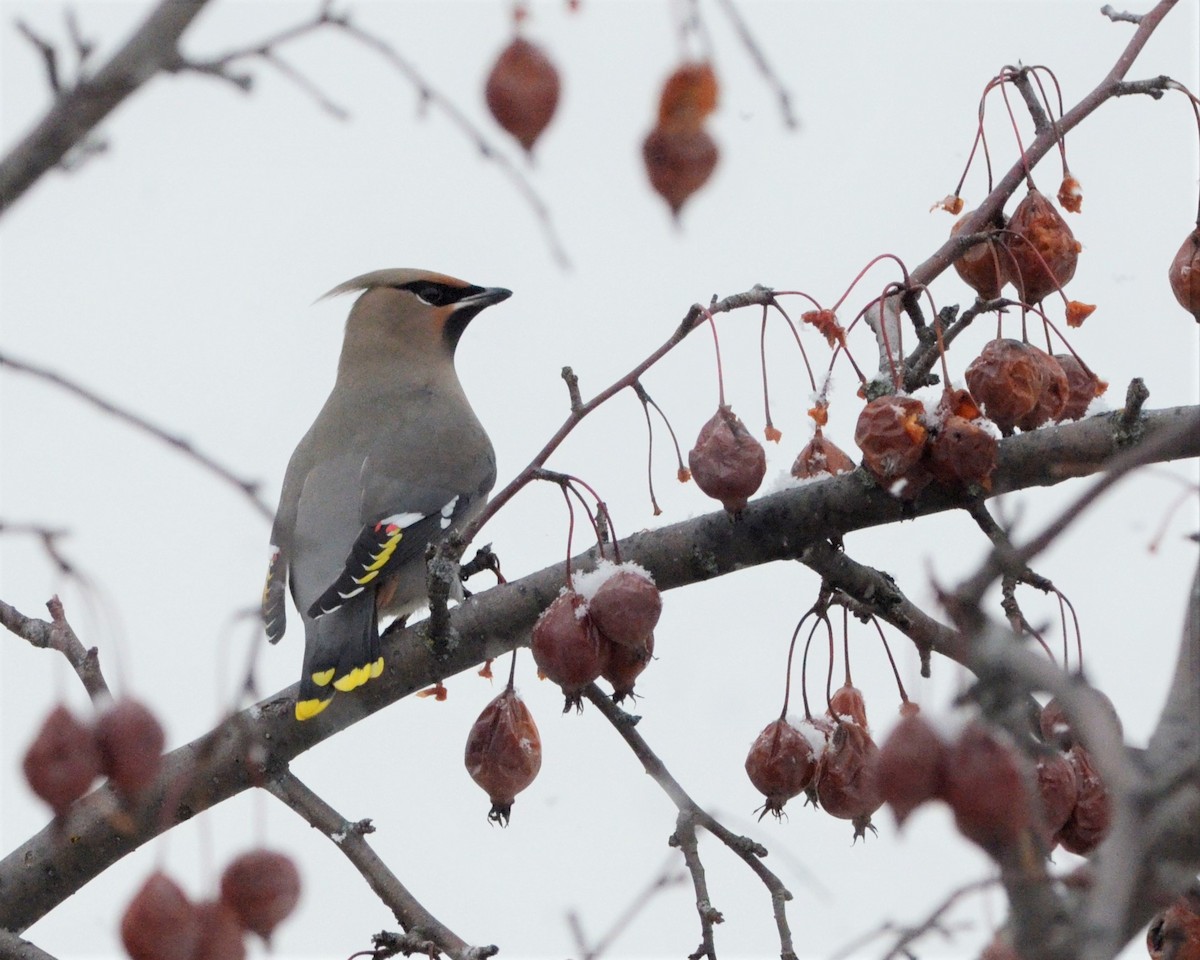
<box><xmin>296</xmin><ymin>595</ymin><xmax>384</xmax><ymax>721</ymax></box>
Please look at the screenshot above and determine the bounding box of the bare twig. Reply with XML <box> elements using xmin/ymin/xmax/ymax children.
<box><xmin>266</xmin><ymin>768</ymin><xmax>496</xmax><ymax>960</ymax></box>
<box><xmin>0</xmin><ymin>351</ymin><xmax>271</xmax><ymax>520</ymax></box>
<box><xmin>1101</xmin><ymin>5</ymin><xmax>1144</xmax><ymax>25</ymax></box>
<box><xmin>0</xmin><ymin>596</ymin><xmax>110</xmax><ymax>704</ymax></box>
<box><xmin>583</xmin><ymin>686</ymin><xmax>798</xmax><ymax>960</ymax></box>
<box><xmin>711</xmin><ymin>0</ymin><xmax>799</xmax><ymax>128</ymax></box>
<box><xmin>459</xmin><ymin>285</ymin><xmax>779</xmax><ymax>546</ymax></box>
<box><xmin>567</xmin><ymin>858</ymin><xmax>686</xmax><ymax>960</ymax></box>
<box><xmin>322</xmin><ymin>14</ymin><xmax>571</xmax><ymax>268</ymax></box>
<box><xmin>0</xmin><ymin>1</ymin><xmax>214</xmax><ymax>217</ymax></box>
<box><xmin>15</xmin><ymin>20</ymin><xmax>62</xmax><ymax>93</ymax></box>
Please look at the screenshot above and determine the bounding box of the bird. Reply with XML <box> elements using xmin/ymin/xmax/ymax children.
<box><xmin>262</xmin><ymin>269</ymin><xmax>510</xmax><ymax>721</ymax></box>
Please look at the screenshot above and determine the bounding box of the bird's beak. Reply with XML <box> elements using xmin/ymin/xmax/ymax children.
<box><xmin>460</xmin><ymin>286</ymin><xmax>512</xmax><ymax>309</ymax></box>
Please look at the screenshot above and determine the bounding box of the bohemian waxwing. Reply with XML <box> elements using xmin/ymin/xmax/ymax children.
<box><xmin>263</xmin><ymin>269</ymin><xmax>510</xmax><ymax>720</ymax></box>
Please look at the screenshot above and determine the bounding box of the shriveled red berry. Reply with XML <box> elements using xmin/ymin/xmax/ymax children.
<box><xmin>815</xmin><ymin>720</ymin><xmax>883</xmax><ymax>837</ymax></box>
<box><xmin>192</xmin><ymin>900</ymin><xmax>246</xmax><ymax>960</ymax></box>
<box><xmin>1054</xmin><ymin>354</ymin><xmax>1106</xmax><ymax>421</ymax></box>
<box><xmin>965</xmin><ymin>338</ymin><xmax>1044</xmax><ymax>435</ymax></box>
<box><xmin>745</xmin><ymin>718</ymin><xmax>818</xmax><ymax>818</ymax></box>
<box><xmin>23</xmin><ymin>704</ymin><xmax>102</xmax><ymax>817</ymax></box>
<box><xmin>658</xmin><ymin>62</ymin><xmax>718</xmax><ymax>127</ymax></box>
<box><xmin>1007</xmin><ymin>188</ymin><xmax>1081</xmax><ymax>304</ymax></box>
<box><xmin>464</xmin><ymin>686</ymin><xmax>542</xmax><ymax>824</ymax></box>
<box><xmin>1035</xmin><ymin>749</ymin><xmax>1079</xmax><ymax>844</ymax></box>
<box><xmin>95</xmin><ymin>698</ymin><xmax>165</xmax><ymax>796</ymax></box>
<box><xmin>943</xmin><ymin>723</ymin><xmax>1033</xmax><ymax>854</ymax></box>
<box><xmin>643</xmin><ymin>123</ymin><xmax>718</xmax><ymax>217</ymax></box>
<box><xmin>1014</xmin><ymin>347</ymin><xmax>1069</xmax><ymax>431</ymax></box>
<box><xmin>1039</xmin><ymin>691</ymin><xmax>1122</xmax><ymax>750</ymax></box>
<box><xmin>530</xmin><ymin>591</ymin><xmax>611</xmax><ymax>710</ymax></box>
<box><xmin>1169</xmin><ymin>226</ymin><xmax>1200</xmax><ymax>322</ymax></box>
<box><xmin>602</xmin><ymin>631</ymin><xmax>654</xmax><ymax>703</ymax></box>
<box><xmin>791</xmin><ymin>428</ymin><xmax>856</xmax><ymax>479</ymax></box>
<box><xmin>121</xmin><ymin>871</ymin><xmax>202</xmax><ymax>960</ymax></box>
<box><xmin>929</xmin><ymin>414</ymin><xmax>998</xmax><ymax>491</ymax></box>
<box><xmin>951</xmin><ymin>211</ymin><xmax>1009</xmax><ymax>299</ymax></box>
<box><xmin>828</xmin><ymin>683</ymin><xmax>869</xmax><ymax>728</ymax></box>
<box><xmin>854</xmin><ymin>395</ymin><xmax>931</xmax><ymax>498</ymax></box>
<box><xmin>875</xmin><ymin>708</ymin><xmax>947</xmax><ymax>826</ymax></box>
<box><xmin>219</xmin><ymin>850</ymin><xmax>301</xmax><ymax>942</ymax></box>
<box><xmin>1056</xmin><ymin>744</ymin><xmax>1110</xmax><ymax>855</ymax></box>
<box><xmin>485</xmin><ymin>37</ymin><xmax>560</xmax><ymax>153</ymax></box>
<box><xmin>688</xmin><ymin>405</ymin><xmax>766</xmax><ymax>513</ymax></box>
<box><xmin>1147</xmin><ymin>893</ymin><xmax>1200</xmax><ymax>960</ymax></box>
<box><xmin>583</xmin><ymin>564</ymin><xmax>662</xmax><ymax>649</ymax></box>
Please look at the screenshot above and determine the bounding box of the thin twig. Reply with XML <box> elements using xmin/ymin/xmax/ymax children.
<box><xmin>324</xmin><ymin>15</ymin><xmax>571</xmax><ymax>268</ymax></box>
<box><xmin>0</xmin><ymin>596</ymin><xmax>110</xmax><ymax>704</ymax></box>
<box><xmin>583</xmin><ymin>685</ymin><xmax>798</xmax><ymax>960</ymax></box>
<box><xmin>711</xmin><ymin>0</ymin><xmax>799</xmax><ymax>129</ymax></box>
<box><xmin>266</xmin><ymin>769</ymin><xmax>496</xmax><ymax>960</ymax></box>
<box><xmin>0</xmin><ymin>351</ymin><xmax>271</xmax><ymax>520</ymax></box>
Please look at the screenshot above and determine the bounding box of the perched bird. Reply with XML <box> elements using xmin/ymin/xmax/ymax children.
<box><xmin>263</xmin><ymin>269</ymin><xmax>510</xmax><ymax>721</ymax></box>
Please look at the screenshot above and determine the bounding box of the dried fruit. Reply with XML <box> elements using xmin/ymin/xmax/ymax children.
<box><xmin>121</xmin><ymin>872</ymin><xmax>202</xmax><ymax>960</ymax></box>
<box><xmin>485</xmin><ymin>37</ymin><xmax>561</xmax><ymax>153</ymax></box>
<box><xmin>815</xmin><ymin>719</ymin><xmax>883</xmax><ymax>836</ymax></box>
<box><xmin>1014</xmin><ymin>347</ymin><xmax>1069</xmax><ymax>431</ymax></box>
<box><xmin>1038</xmin><ymin>691</ymin><xmax>1122</xmax><ymax>750</ymax></box>
<box><xmin>1057</xmin><ymin>175</ymin><xmax>1083</xmax><ymax>214</ymax></box>
<box><xmin>658</xmin><ymin>62</ymin><xmax>718</xmax><ymax>127</ymax></box>
<box><xmin>745</xmin><ymin>718</ymin><xmax>818</xmax><ymax>818</ymax></box>
<box><xmin>1169</xmin><ymin>226</ymin><xmax>1200</xmax><ymax>322</ymax></box>
<box><xmin>1147</xmin><ymin>892</ymin><xmax>1200</xmax><ymax>960</ymax></box>
<box><xmin>1056</xmin><ymin>744</ymin><xmax>1110</xmax><ymax>855</ymax></box>
<box><xmin>943</xmin><ymin>723</ymin><xmax>1033</xmax><ymax>853</ymax></box>
<box><xmin>829</xmin><ymin>683</ymin><xmax>869</xmax><ymax>728</ymax></box>
<box><xmin>583</xmin><ymin>564</ymin><xmax>662</xmax><ymax>649</ymax></box>
<box><xmin>875</xmin><ymin>708</ymin><xmax>947</xmax><ymax>826</ymax></box>
<box><xmin>965</xmin><ymin>338</ymin><xmax>1044</xmax><ymax>435</ymax></box>
<box><xmin>929</xmin><ymin>414</ymin><xmax>998</xmax><ymax>490</ymax></box>
<box><xmin>791</xmin><ymin>428</ymin><xmax>856</xmax><ymax>479</ymax></box>
<box><xmin>193</xmin><ymin>901</ymin><xmax>247</xmax><ymax>960</ymax></box>
<box><xmin>688</xmin><ymin>405</ymin><xmax>767</xmax><ymax>513</ymax></box>
<box><xmin>464</xmin><ymin>686</ymin><xmax>542</xmax><ymax>824</ymax></box>
<box><xmin>643</xmin><ymin>124</ymin><xmax>718</xmax><ymax>216</ymax></box>
<box><xmin>853</xmin><ymin>395</ymin><xmax>931</xmax><ymax>498</ymax></box>
<box><xmin>1065</xmin><ymin>300</ymin><xmax>1095</xmax><ymax>328</ymax></box>
<box><xmin>219</xmin><ymin>850</ymin><xmax>301</xmax><ymax>942</ymax></box>
<box><xmin>530</xmin><ymin>591</ymin><xmax>611</xmax><ymax>709</ymax></box>
<box><xmin>95</xmin><ymin>699</ymin><xmax>165</xmax><ymax>796</ymax></box>
<box><xmin>1006</xmin><ymin>188</ymin><xmax>1081</xmax><ymax>304</ymax></box>
<box><xmin>602</xmin><ymin>631</ymin><xmax>654</xmax><ymax>703</ymax></box>
<box><xmin>951</xmin><ymin>211</ymin><xmax>1009</xmax><ymax>299</ymax></box>
<box><xmin>1035</xmin><ymin>749</ymin><xmax>1079</xmax><ymax>844</ymax></box>
<box><xmin>23</xmin><ymin>704</ymin><xmax>102</xmax><ymax>817</ymax></box>
<box><xmin>1054</xmin><ymin>354</ymin><xmax>1106</xmax><ymax>421</ymax></box>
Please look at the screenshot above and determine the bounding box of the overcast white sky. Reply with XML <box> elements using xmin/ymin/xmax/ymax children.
<box><xmin>1</xmin><ymin>2</ymin><xmax>1198</xmax><ymax>959</ymax></box>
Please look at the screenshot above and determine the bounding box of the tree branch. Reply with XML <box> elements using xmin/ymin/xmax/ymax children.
<box><xmin>265</xmin><ymin>770</ymin><xmax>494</xmax><ymax>960</ymax></box>
<box><xmin>0</xmin><ymin>403</ymin><xmax>1196</xmax><ymax>935</ymax></box>
<box><xmin>0</xmin><ymin>0</ymin><xmax>213</xmax><ymax>217</ymax></box>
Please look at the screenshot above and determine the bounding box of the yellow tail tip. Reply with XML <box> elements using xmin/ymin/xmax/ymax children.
<box><xmin>296</xmin><ymin>696</ymin><xmax>333</xmax><ymax>721</ymax></box>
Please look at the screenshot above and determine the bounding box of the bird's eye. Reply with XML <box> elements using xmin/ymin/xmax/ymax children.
<box><xmin>415</xmin><ymin>285</ymin><xmax>447</xmax><ymax>306</ymax></box>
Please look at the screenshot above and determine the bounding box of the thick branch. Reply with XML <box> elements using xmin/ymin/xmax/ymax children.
<box><xmin>0</xmin><ymin>403</ymin><xmax>1196</xmax><ymax>934</ymax></box>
